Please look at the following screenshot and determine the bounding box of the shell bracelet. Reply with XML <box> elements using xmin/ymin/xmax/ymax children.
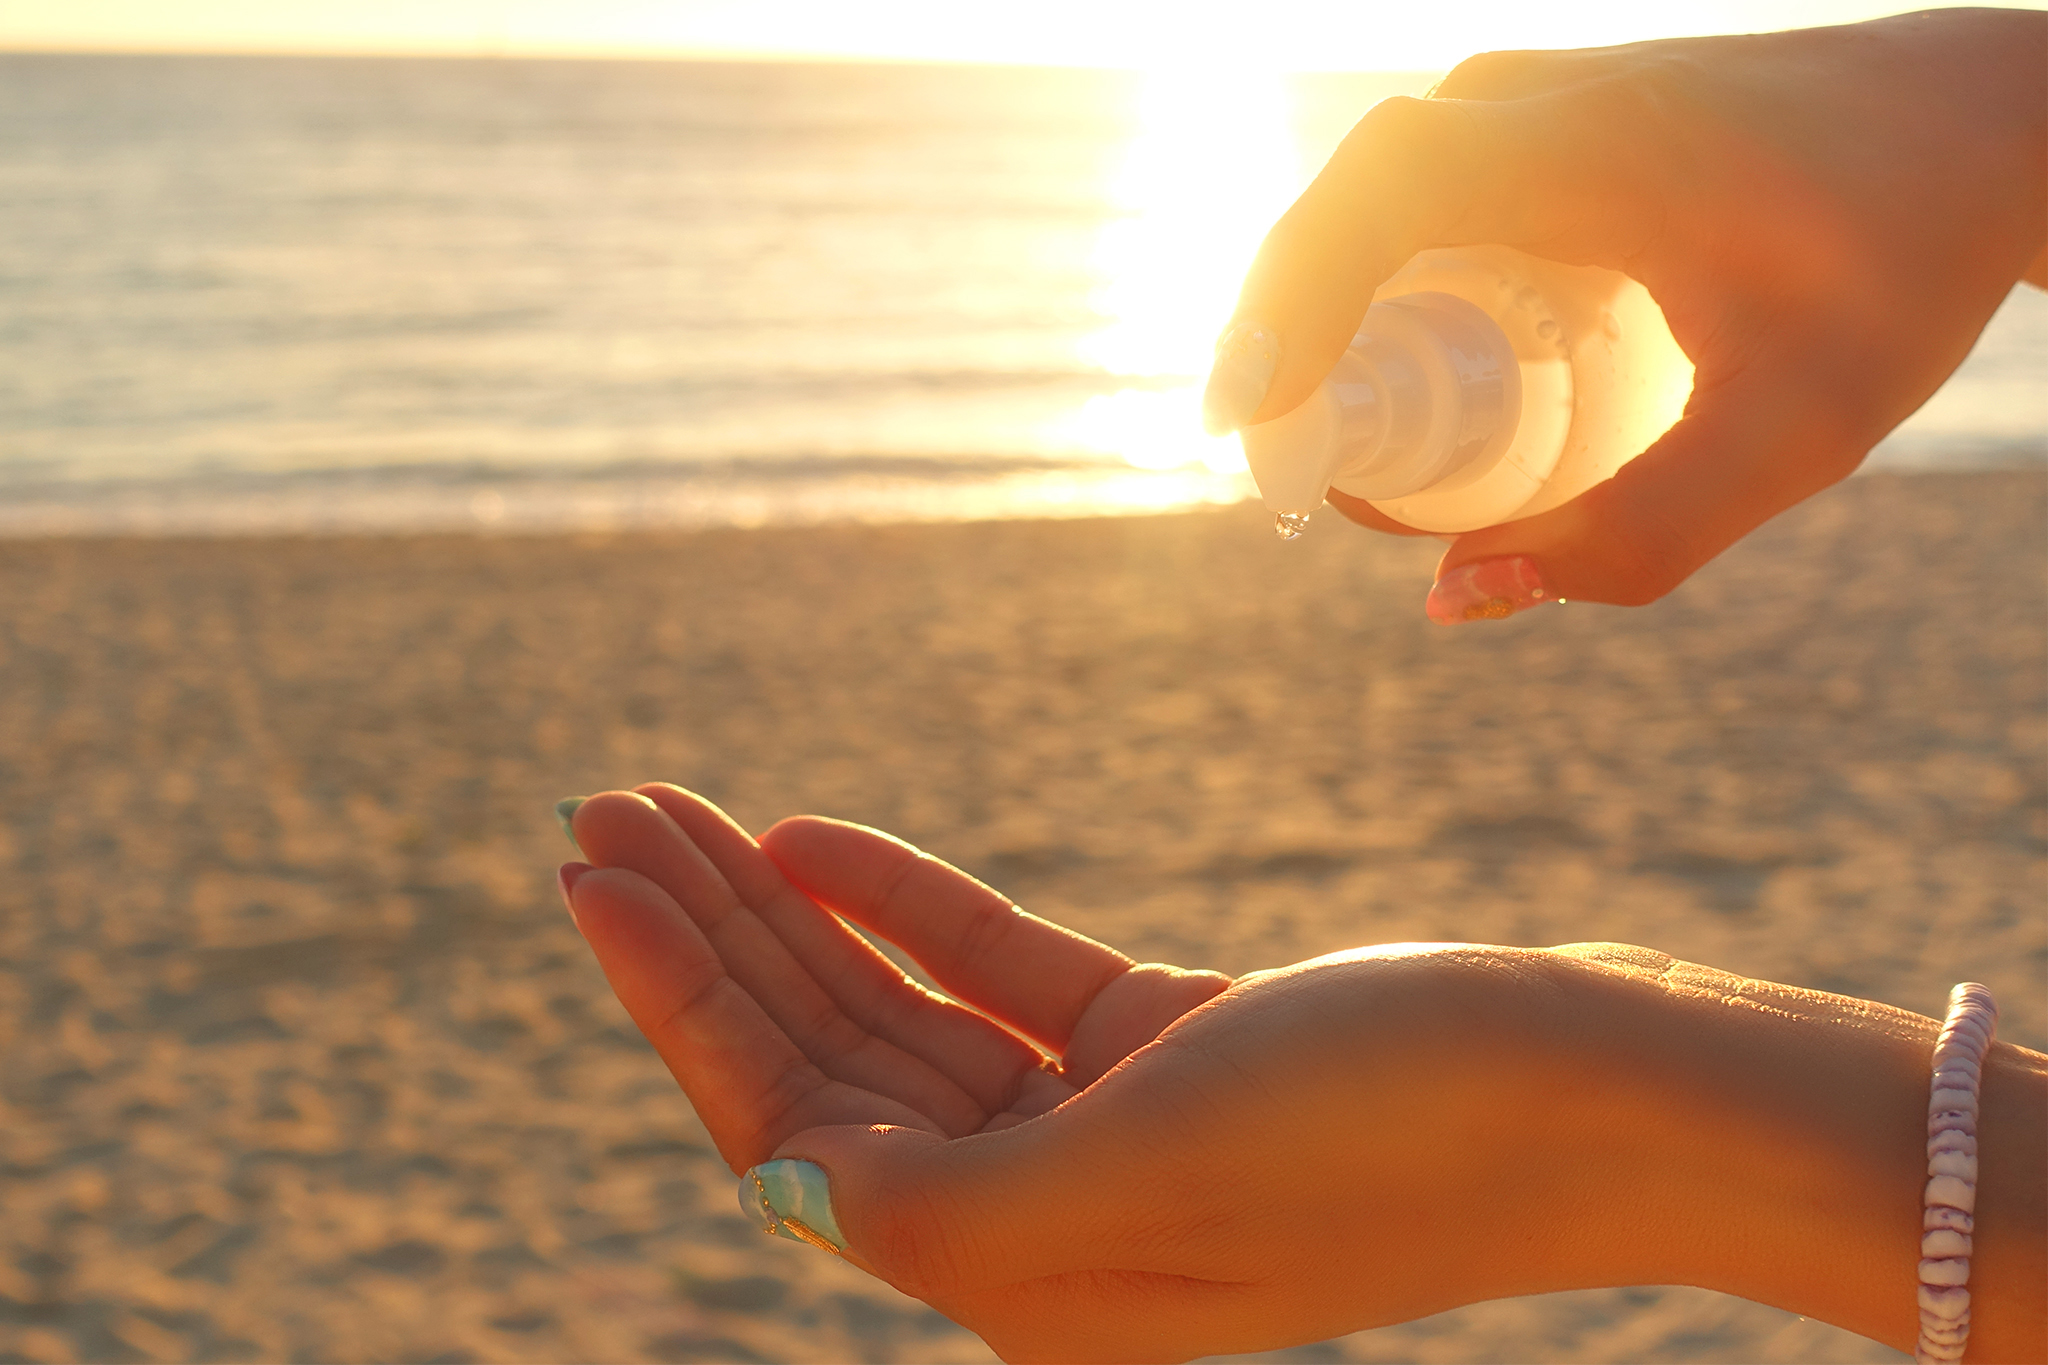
<box><xmin>1915</xmin><ymin>982</ymin><xmax>1997</xmax><ymax>1365</ymax></box>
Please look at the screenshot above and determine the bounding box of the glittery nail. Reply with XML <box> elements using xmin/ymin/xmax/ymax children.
<box><xmin>740</xmin><ymin>1159</ymin><xmax>845</xmax><ymax>1253</ymax></box>
<box><xmin>1201</xmin><ymin>323</ymin><xmax>1281</xmax><ymax>434</ymax></box>
<box><xmin>1424</xmin><ymin>556</ymin><xmax>1554</xmax><ymax>625</ymax></box>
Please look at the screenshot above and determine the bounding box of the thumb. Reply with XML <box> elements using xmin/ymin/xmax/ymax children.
<box><xmin>737</xmin><ymin>1115</ymin><xmax>1266</xmax><ymax>1362</ymax></box>
<box><xmin>1422</xmin><ymin>355</ymin><xmax>1869</xmax><ymax>621</ymax></box>
<box><xmin>736</xmin><ymin>1121</ymin><xmax>1111</xmax><ymax>1302</ymax></box>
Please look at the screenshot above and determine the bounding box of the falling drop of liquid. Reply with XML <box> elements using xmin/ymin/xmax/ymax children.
<box><xmin>1274</xmin><ymin>511</ymin><xmax>1311</xmax><ymax>541</ymax></box>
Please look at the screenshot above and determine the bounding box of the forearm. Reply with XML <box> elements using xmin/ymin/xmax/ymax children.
<box><xmin>1535</xmin><ymin>945</ymin><xmax>2046</xmax><ymax>1361</ymax></box>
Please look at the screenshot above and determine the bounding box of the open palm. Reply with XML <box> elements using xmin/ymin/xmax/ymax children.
<box><xmin>559</xmin><ymin>785</ymin><xmax>1231</xmax><ymax>1172</ymax></box>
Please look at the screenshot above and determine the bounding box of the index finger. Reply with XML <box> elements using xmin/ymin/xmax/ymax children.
<box><xmin>1210</xmin><ymin>86</ymin><xmax>1661</xmax><ymax>433</ymax></box>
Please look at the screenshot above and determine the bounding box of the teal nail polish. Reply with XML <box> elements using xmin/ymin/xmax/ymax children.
<box><xmin>554</xmin><ymin>796</ymin><xmax>586</xmax><ymax>846</ymax></box>
<box><xmin>739</xmin><ymin>1159</ymin><xmax>844</xmax><ymax>1253</ymax></box>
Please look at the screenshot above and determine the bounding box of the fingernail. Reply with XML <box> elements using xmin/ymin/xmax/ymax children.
<box><xmin>1425</xmin><ymin>556</ymin><xmax>1555</xmax><ymax>625</ymax></box>
<box><xmin>554</xmin><ymin>796</ymin><xmax>585</xmax><ymax>846</ymax></box>
<box><xmin>556</xmin><ymin>862</ymin><xmax>589</xmax><ymax>926</ymax></box>
<box><xmin>1201</xmin><ymin>322</ymin><xmax>1281</xmax><ymax>434</ymax></box>
<box><xmin>740</xmin><ymin>1159</ymin><xmax>844</xmax><ymax>1254</ymax></box>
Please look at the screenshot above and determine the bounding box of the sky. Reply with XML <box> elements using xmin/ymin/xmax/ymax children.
<box><xmin>5</xmin><ymin>0</ymin><xmax>2040</xmax><ymax>69</ymax></box>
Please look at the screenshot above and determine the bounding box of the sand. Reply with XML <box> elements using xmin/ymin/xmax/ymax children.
<box><xmin>0</xmin><ymin>469</ymin><xmax>2041</xmax><ymax>1365</ymax></box>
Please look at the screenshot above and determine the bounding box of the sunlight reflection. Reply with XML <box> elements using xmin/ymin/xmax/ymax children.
<box><xmin>1057</xmin><ymin>68</ymin><xmax>1304</xmax><ymax>476</ymax></box>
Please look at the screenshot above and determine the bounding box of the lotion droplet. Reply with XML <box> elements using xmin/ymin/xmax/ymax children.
<box><xmin>1275</xmin><ymin>511</ymin><xmax>1311</xmax><ymax>541</ymax></box>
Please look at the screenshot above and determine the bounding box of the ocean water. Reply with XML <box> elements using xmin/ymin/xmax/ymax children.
<box><xmin>0</xmin><ymin>52</ymin><xmax>2041</xmax><ymax>536</ymax></box>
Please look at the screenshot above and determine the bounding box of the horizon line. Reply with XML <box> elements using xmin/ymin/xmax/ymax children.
<box><xmin>0</xmin><ymin>41</ymin><xmax>1447</xmax><ymax>75</ymax></box>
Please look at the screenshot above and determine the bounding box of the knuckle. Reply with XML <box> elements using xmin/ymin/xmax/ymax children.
<box><xmin>1585</xmin><ymin>494</ymin><xmax>1700</xmax><ymax>605</ymax></box>
<box><xmin>948</xmin><ymin>888</ymin><xmax>1019</xmax><ymax>976</ymax></box>
<box><xmin>1434</xmin><ymin>49</ymin><xmax>1537</xmax><ymax>100</ymax></box>
<box><xmin>1329</xmin><ymin>96</ymin><xmax>1482</xmax><ymax>233</ymax></box>
<box><xmin>1632</xmin><ymin>49</ymin><xmax>1715</xmax><ymax>103</ymax></box>
<box><xmin>1346</xmin><ymin>94</ymin><xmax>1457</xmax><ymax>156</ymax></box>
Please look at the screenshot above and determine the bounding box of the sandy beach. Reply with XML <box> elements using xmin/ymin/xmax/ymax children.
<box><xmin>0</xmin><ymin>468</ymin><xmax>2041</xmax><ymax>1364</ymax></box>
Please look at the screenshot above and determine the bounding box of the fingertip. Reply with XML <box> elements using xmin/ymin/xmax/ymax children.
<box><xmin>580</xmin><ymin>787</ymin><xmax>662</xmax><ymax>816</ymax></box>
<box><xmin>570</xmin><ymin>788</ymin><xmax>675</xmax><ymax>862</ymax></box>
<box><xmin>1422</xmin><ymin>554</ymin><xmax>1556</xmax><ymax>625</ymax></box>
<box><xmin>557</xmin><ymin>861</ymin><xmax>593</xmax><ymax>926</ymax></box>
<box><xmin>1200</xmin><ymin>322</ymin><xmax>1281</xmax><ymax>434</ymax></box>
<box><xmin>631</xmin><ymin>779</ymin><xmax>692</xmax><ymax>802</ymax></box>
<box><xmin>742</xmin><ymin>1158</ymin><xmax>847</xmax><ymax>1253</ymax></box>
<box><xmin>1426</xmin><ymin>471</ymin><xmax>1694</xmax><ymax>611</ymax></box>
<box><xmin>756</xmin><ymin>814</ymin><xmax>829</xmax><ymax>863</ymax></box>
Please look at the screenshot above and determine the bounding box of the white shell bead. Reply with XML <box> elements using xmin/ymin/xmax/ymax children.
<box><xmin>1921</xmin><ymin>1229</ymin><xmax>1971</xmax><ymax>1258</ymax></box>
<box><xmin>1928</xmin><ymin>1109</ymin><xmax>1974</xmax><ymax>1136</ymax></box>
<box><xmin>1918</xmin><ymin>1285</ymin><xmax>1971</xmax><ymax>1319</ymax></box>
<box><xmin>1927</xmin><ymin>1149</ymin><xmax>1976</xmax><ymax>1180</ymax></box>
<box><xmin>1925</xmin><ymin>1174</ymin><xmax>1977</xmax><ymax>1212</ymax></box>
<box><xmin>1928</xmin><ymin>1088</ymin><xmax>1977</xmax><ymax>1114</ymax></box>
<box><xmin>1939</xmin><ymin>1024</ymin><xmax>1989</xmax><ymax>1051</ymax></box>
<box><xmin>1923</xmin><ymin>1206</ymin><xmax>1974</xmax><ymax>1234</ymax></box>
<box><xmin>1919</xmin><ymin>1257</ymin><xmax>1970</xmax><ymax>1286</ymax></box>
<box><xmin>1927</xmin><ymin>1130</ymin><xmax>1976</xmax><ymax>1157</ymax></box>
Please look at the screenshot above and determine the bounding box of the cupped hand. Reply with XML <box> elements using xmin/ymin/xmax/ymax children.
<box><xmin>556</xmin><ymin>785</ymin><xmax>1601</xmax><ymax>1361</ymax></box>
<box><xmin>553</xmin><ymin>788</ymin><xmax>2048</xmax><ymax>1362</ymax></box>
<box><xmin>1210</xmin><ymin>9</ymin><xmax>2046</xmax><ymax>615</ymax></box>
<box><xmin>558</xmin><ymin>784</ymin><xmax>1231</xmax><ymax>1169</ymax></box>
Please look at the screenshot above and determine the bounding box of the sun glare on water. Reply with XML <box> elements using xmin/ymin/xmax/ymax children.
<box><xmin>1056</xmin><ymin>68</ymin><xmax>1304</xmax><ymax>482</ymax></box>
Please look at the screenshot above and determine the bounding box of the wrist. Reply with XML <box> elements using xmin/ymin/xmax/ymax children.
<box><xmin>1529</xmin><ymin>946</ymin><xmax>2046</xmax><ymax>1359</ymax></box>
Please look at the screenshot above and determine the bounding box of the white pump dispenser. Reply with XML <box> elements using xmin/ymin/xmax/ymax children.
<box><xmin>1241</xmin><ymin>246</ymin><xmax>1694</xmax><ymax>535</ymax></box>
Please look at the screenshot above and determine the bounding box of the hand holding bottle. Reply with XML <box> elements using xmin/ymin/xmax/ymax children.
<box><xmin>1204</xmin><ymin>9</ymin><xmax>2047</xmax><ymax>622</ymax></box>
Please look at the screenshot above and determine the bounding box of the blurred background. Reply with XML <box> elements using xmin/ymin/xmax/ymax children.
<box><xmin>1</xmin><ymin>2</ymin><xmax>2042</xmax><ymax>534</ymax></box>
<box><xmin>0</xmin><ymin>3</ymin><xmax>2043</xmax><ymax>1364</ymax></box>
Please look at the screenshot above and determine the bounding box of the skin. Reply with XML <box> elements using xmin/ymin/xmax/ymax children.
<box><xmin>1214</xmin><ymin>8</ymin><xmax>2048</xmax><ymax>607</ymax></box>
<box><xmin>560</xmin><ymin>785</ymin><xmax>2047</xmax><ymax>1364</ymax></box>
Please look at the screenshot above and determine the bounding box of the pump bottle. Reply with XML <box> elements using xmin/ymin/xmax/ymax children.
<box><xmin>1241</xmin><ymin>246</ymin><xmax>1694</xmax><ymax>536</ymax></box>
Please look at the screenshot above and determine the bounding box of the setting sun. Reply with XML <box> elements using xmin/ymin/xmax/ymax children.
<box><xmin>1057</xmin><ymin>67</ymin><xmax>1306</xmax><ymax>476</ymax></box>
